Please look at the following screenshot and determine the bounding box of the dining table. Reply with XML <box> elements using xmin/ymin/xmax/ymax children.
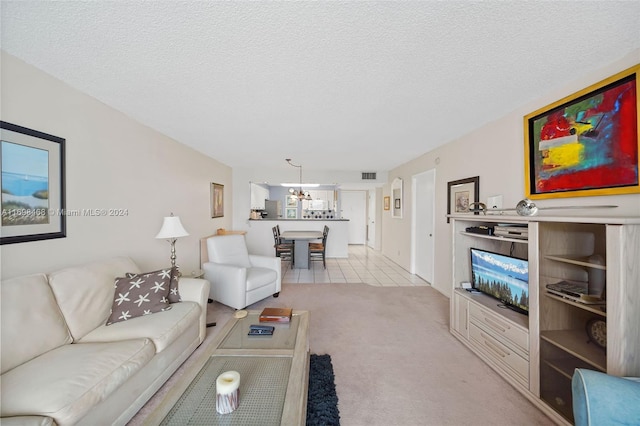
<box><xmin>279</xmin><ymin>230</ymin><xmax>323</xmax><ymax>269</ymax></box>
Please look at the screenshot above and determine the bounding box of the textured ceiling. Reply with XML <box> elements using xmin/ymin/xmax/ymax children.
<box><xmin>2</xmin><ymin>1</ymin><xmax>639</xmax><ymax>176</ymax></box>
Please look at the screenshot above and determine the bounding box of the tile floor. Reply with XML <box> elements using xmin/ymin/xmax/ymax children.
<box><xmin>281</xmin><ymin>244</ymin><xmax>430</xmax><ymax>287</ymax></box>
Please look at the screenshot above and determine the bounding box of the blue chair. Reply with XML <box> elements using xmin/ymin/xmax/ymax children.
<box><xmin>572</xmin><ymin>368</ymin><xmax>640</xmax><ymax>425</ymax></box>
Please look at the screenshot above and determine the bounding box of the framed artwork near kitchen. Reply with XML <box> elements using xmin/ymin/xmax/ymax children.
<box><xmin>524</xmin><ymin>65</ymin><xmax>639</xmax><ymax>199</ymax></box>
<box><xmin>1</xmin><ymin>121</ymin><xmax>66</xmax><ymax>245</ymax></box>
<box><xmin>285</xmin><ymin>207</ymin><xmax>297</xmax><ymax>219</ymax></box>
<box><xmin>211</xmin><ymin>182</ymin><xmax>224</xmax><ymax>218</ymax></box>
<box><xmin>286</xmin><ymin>195</ymin><xmax>298</xmax><ymax>207</ymax></box>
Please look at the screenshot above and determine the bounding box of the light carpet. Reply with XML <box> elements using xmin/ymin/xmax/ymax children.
<box><xmin>129</xmin><ymin>283</ymin><xmax>553</xmax><ymax>426</ymax></box>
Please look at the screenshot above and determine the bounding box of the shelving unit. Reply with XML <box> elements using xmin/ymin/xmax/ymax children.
<box><xmin>449</xmin><ymin>214</ymin><xmax>640</xmax><ymax>425</ymax></box>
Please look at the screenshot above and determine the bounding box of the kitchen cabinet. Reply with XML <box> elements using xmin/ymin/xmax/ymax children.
<box><xmin>302</xmin><ymin>190</ymin><xmax>334</xmax><ymax>210</ymax></box>
<box><xmin>250</xmin><ymin>183</ymin><xmax>269</xmax><ymax>210</ymax></box>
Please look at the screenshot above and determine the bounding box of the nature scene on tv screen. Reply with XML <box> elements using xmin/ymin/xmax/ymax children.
<box><xmin>471</xmin><ymin>249</ymin><xmax>529</xmax><ymax>311</ymax></box>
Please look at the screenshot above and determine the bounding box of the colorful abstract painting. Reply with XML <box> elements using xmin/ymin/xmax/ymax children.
<box><xmin>525</xmin><ymin>66</ymin><xmax>639</xmax><ymax>199</ymax></box>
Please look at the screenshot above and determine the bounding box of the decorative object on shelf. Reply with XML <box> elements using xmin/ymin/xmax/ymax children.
<box><xmin>585</xmin><ymin>318</ymin><xmax>607</xmax><ymax>350</ymax></box>
<box><xmin>285</xmin><ymin>158</ymin><xmax>312</xmax><ymax>200</ymax></box>
<box><xmin>513</xmin><ymin>199</ymin><xmax>618</xmax><ymax>216</ymax></box>
<box><xmin>1</xmin><ymin>121</ymin><xmax>66</xmax><ymax>245</ymax></box>
<box><xmin>524</xmin><ymin>64</ymin><xmax>639</xmax><ymax>200</ymax></box>
<box><xmin>468</xmin><ymin>202</ymin><xmax>487</xmax><ymax>214</ymax></box>
<box><xmin>211</xmin><ymin>182</ymin><xmax>224</xmax><ymax>218</ymax></box>
<box><xmin>383</xmin><ymin>196</ymin><xmax>390</xmax><ymax>211</ymax></box>
<box><xmin>446</xmin><ymin>176</ymin><xmax>479</xmax><ymax>223</ymax></box>
<box><xmin>155</xmin><ymin>213</ymin><xmax>189</xmax><ymax>268</ymax></box>
<box><xmin>391</xmin><ymin>177</ymin><xmax>403</xmax><ymax>219</ymax></box>
<box><xmin>516</xmin><ymin>199</ymin><xmax>538</xmax><ymax>216</ymax></box>
<box><xmin>473</xmin><ymin>198</ymin><xmax>618</xmax><ymax>216</ymax></box>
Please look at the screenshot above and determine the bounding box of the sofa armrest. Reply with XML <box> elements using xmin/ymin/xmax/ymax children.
<box><xmin>177</xmin><ymin>277</ymin><xmax>210</xmax><ymax>343</ymax></box>
<box><xmin>572</xmin><ymin>368</ymin><xmax>640</xmax><ymax>426</ymax></box>
<box><xmin>249</xmin><ymin>255</ymin><xmax>282</xmax><ymax>293</ymax></box>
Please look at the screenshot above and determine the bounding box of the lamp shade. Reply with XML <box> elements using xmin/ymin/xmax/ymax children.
<box><xmin>155</xmin><ymin>215</ymin><xmax>189</xmax><ymax>239</ymax></box>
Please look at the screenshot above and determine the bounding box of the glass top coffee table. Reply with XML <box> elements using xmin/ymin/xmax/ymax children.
<box><xmin>151</xmin><ymin>310</ymin><xmax>309</xmax><ymax>426</ymax></box>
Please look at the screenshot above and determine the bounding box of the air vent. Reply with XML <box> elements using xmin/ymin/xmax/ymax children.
<box><xmin>361</xmin><ymin>172</ymin><xmax>377</xmax><ymax>180</ymax></box>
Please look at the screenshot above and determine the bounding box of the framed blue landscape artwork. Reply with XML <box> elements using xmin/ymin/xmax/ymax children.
<box><xmin>1</xmin><ymin>121</ymin><xmax>66</xmax><ymax>244</ymax></box>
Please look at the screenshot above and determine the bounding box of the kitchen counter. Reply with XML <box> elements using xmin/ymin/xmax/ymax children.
<box><xmin>243</xmin><ymin>219</ymin><xmax>349</xmax><ymax>259</ymax></box>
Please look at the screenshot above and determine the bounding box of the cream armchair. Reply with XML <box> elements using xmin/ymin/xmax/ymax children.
<box><xmin>203</xmin><ymin>234</ymin><xmax>281</xmax><ymax>309</ymax></box>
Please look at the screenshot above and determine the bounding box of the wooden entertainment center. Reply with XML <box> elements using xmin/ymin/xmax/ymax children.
<box><xmin>449</xmin><ymin>214</ymin><xmax>640</xmax><ymax>425</ymax></box>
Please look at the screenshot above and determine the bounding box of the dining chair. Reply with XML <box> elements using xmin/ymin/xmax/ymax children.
<box><xmin>275</xmin><ymin>224</ymin><xmax>295</xmax><ymax>245</ymax></box>
<box><xmin>308</xmin><ymin>226</ymin><xmax>329</xmax><ymax>269</ymax></box>
<box><xmin>272</xmin><ymin>226</ymin><xmax>294</xmax><ymax>264</ymax></box>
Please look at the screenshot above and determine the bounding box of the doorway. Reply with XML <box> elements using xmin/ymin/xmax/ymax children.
<box><xmin>367</xmin><ymin>189</ymin><xmax>376</xmax><ymax>249</ymax></box>
<box><xmin>411</xmin><ymin>169</ymin><xmax>436</xmax><ymax>284</ymax></box>
<box><xmin>341</xmin><ymin>190</ymin><xmax>367</xmax><ymax>244</ymax></box>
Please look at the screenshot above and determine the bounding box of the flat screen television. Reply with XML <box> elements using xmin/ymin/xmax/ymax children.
<box><xmin>470</xmin><ymin>247</ymin><xmax>529</xmax><ymax>315</ymax></box>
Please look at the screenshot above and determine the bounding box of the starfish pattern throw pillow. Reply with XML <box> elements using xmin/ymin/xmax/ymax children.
<box><xmin>126</xmin><ymin>266</ymin><xmax>181</xmax><ymax>303</ymax></box>
<box><xmin>106</xmin><ymin>268</ymin><xmax>173</xmax><ymax>325</ymax></box>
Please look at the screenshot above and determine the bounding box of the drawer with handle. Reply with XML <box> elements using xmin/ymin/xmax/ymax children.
<box><xmin>469</xmin><ymin>322</ymin><xmax>529</xmax><ymax>386</ymax></box>
<box><xmin>469</xmin><ymin>302</ymin><xmax>528</xmax><ymax>353</ymax></box>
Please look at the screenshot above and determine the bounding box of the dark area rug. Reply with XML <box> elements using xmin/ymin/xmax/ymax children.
<box><xmin>307</xmin><ymin>354</ymin><xmax>340</xmax><ymax>426</ymax></box>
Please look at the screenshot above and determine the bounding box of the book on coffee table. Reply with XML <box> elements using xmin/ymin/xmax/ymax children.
<box><xmin>259</xmin><ymin>307</ymin><xmax>293</xmax><ymax>322</ymax></box>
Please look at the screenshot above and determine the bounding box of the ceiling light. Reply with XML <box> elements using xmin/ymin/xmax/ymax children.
<box><xmin>285</xmin><ymin>158</ymin><xmax>312</xmax><ymax>200</ymax></box>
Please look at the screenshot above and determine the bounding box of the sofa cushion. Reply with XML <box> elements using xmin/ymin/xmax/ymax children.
<box><xmin>1</xmin><ymin>274</ymin><xmax>72</xmax><ymax>374</ymax></box>
<box><xmin>47</xmin><ymin>257</ymin><xmax>141</xmax><ymax>340</ymax></box>
<box><xmin>106</xmin><ymin>271</ymin><xmax>172</xmax><ymax>325</ymax></box>
<box><xmin>0</xmin><ymin>339</ymin><xmax>154</xmax><ymax>426</ymax></box>
<box><xmin>207</xmin><ymin>234</ymin><xmax>251</xmax><ymax>268</ymax></box>
<box><xmin>81</xmin><ymin>301</ymin><xmax>200</xmax><ymax>353</ymax></box>
<box><xmin>246</xmin><ymin>267</ymin><xmax>278</xmax><ymax>291</ymax></box>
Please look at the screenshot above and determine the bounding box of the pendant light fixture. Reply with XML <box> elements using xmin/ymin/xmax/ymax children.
<box><xmin>285</xmin><ymin>158</ymin><xmax>312</xmax><ymax>200</ymax></box>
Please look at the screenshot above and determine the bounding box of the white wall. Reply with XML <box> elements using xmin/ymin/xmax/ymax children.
<box><xmin>1</xmin><ymin>52</ymin><xmax>232</xmax><ymax>279</ymax></box>
<box><xmin>383</xmin><ymin>50</ymin><xmax>640</xmax><ymax>298</ymax></box>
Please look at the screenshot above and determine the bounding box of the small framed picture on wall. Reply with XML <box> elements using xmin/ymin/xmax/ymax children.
<box><xmin>285</xmin><ymin>208</ymin><xmax>297</xmax><ymax>219</ymax></box>
<box><xmin>211</xmin><ymin>182</ymin><xmax>224</xmax><ymax>218</ymax></box>
<box><xmin>446</xmin><ymin>176</ymin><xmax>479</xmax><ymax>223</ymax></box>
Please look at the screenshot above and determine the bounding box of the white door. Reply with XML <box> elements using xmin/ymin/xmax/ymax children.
<box><xmin>411</xmin><ymin>169</ymin><xmax>436</xmax><ymax>284</ymax></box>
<box><xmin>341</xmin><ymin>191</ymin><xmax>367</xmax><ymax>244</ymax></box>
<box><xmin>367</xmin><ymin>189</ymin><xmax>376</xmax><ymax>248</ymax></box>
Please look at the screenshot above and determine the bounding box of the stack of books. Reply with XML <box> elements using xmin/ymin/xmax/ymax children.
<box><xmin>259</xmin><ymin>307</ymin><xmax>293</xmax><ymax>323</ymax></box>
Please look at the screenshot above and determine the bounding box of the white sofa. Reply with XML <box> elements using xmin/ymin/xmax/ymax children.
<box><xmin>0</xmin><ymin>256</ymin><xmax>210</xmax><ymax>426</ymax></box>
